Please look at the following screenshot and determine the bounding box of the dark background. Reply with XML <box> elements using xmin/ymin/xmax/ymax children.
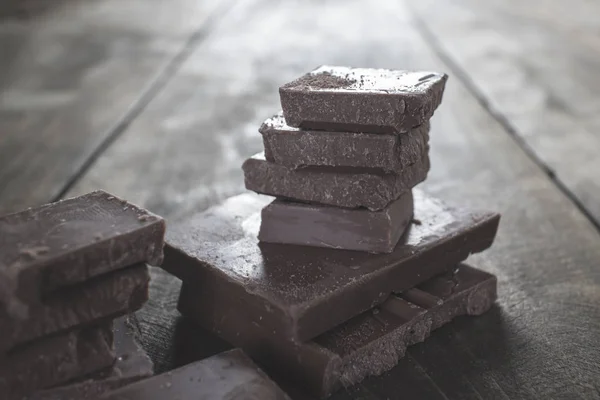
<box><xmin>1</xmin><ymin>0</ymin><xmax>599</xmax><ymax>399</ymax></box>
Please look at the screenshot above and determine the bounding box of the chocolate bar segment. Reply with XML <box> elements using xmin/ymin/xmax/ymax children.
<box><xmin>279</xmin><ymin>66</ymin><xmax>447</xmax><ymax>133</ymax></box>
<box><xmin>163</xmin><ymin>191</ymin><xmax>500</xmax><ymax>342</ymax></box>
<box><xmin>0</xmin><ymin>190</ymin><xmax>165</xmax><ymax>319</ymax></box>
<box><xmin>258</xmin><ymin>191</ymin><xmax>414</xmax><ymax>253</ymax></box>
<box><xmin>243</xmin><ymin>153</ymin><xmax>429</xmax><ymax>210</ymax></box>
<box><xmin>0</xmin><ymin>264</ymin><xmax>149</xmax><ymax>352</ymax></box>
<box><xmin>179</xmin><ymin>265</ymin><xmax>496</xmax><ymax>399</ymax></box>
<box><xmin>0</xmin><ymin>323</ymin><xmax>115</xmax><ymax>400</ymax></box>
<box><xmin>29</xmin><ymin>316</ymin><xmax>154</xmax><ymax>400</ymax></box>
<box><xmin>261</xmin><ymin>112</ymin><xmax>430</xmax><ymax>173</ymax></box>
<box><xmin>97</xmin><ymin>349</ymin><xmax>291</xmax><ymax>400</ymax></box>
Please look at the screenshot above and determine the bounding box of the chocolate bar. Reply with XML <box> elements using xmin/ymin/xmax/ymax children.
<box><xmin>258</xmin><ymin>191</ymin><xmax>414</xmax><ymax>253</ymax></box>
<box><xmin>243</xmin><ymin>153</ymin><xmax>429</xmax><ymax>210</ymax></box>
<box><xmin>97</xmin><ymin>349</ymin><xmax>291</xmax><ymax>400</ymax></box>
<box><xmin>0</xmin><ymin>323</ymin><xmax>115</xmax><ymax>400</ymax></box>
<box><xmin>179</xmin><ymin>265</ymin><xmax>496</xmax><ymax>398</ymax></box>
<box><xmin>261</xmin><ymin>112</ymin><xmax>430</xmax><ymax>173</ymax></box>
<box><xmin>163</xmin><ymin>191</ymin><xmax>499</xmax><ymax>342</ymax></box>
<box><xmin>1</xmin><ymin>264</ymin><xmax>149</xmax><ymax>352</ymax></box>
<box><xmin>29</xmin><ymin>316</ymin><xmax>154</xmax><ymax>400</ymax></box>
<box><xmin>279</xmin><ymin>66</ymin><xmax>447</xmax><ymax>133</ymax></box>
<box><xmin>0</xmin><ymin>190</ymin><xmax>165</xmax><ymax>319</ymax></box>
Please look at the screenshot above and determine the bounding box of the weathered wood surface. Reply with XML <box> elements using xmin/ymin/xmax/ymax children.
<box><xmin>408</xmin><ymin>0</ymin><xmax>600</xmax><ymax>229</ymax></box>
<box><xmin>0</xmin><ymin>0</ymin><xmax>227</xmax><ymax>214</ymax></box>
<box><xmin>63</xmin><ymin>0</ymin><xmax>600</xmax><ymax>399</ymax></box>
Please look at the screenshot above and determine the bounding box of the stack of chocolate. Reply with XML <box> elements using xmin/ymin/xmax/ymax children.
<box><xmin>0</xmin><ymin>191</ymin><xmax>165</xmax><ymax>400</ymax></box>
<box><xmin>245</xmin><ymin>65</ymin><xmax>443</xmax><ymax>253</ymax></box>
<box><xmin>164</xmin><ymin>66</ymin><xmax>501</xmax><ymax>398</ymax></box>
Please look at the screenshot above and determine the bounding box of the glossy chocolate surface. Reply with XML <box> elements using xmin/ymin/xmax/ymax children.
<box><xmin>261</xmin><ymin>112</ymin><xmax>430</xmax><ymax>173</ymax></box>
<box><xmin>1</xmin><ymin>264</ymin><xmax>149</xmax><ymax>352</ymax></box>
<box><xmin>258</xmin><ymin>191</ymin><xmax>414</xmax><ymax>253</ymax></box>
<box><xmin>0</xmin><ymin>190</ymin><xmax>165</xmax><ymax>319</ymax></box>
<box><xmin>0</xmin><ymin>323</ymin><xmax>115</xmax><ymax>400</ymax></box>
<box><xmin>243</xmin><ymin>153</ymin><xmax>429</xmax><ymax>210</ymax></box>
<box><xmin>164</xmin><ymin>191</ymin><xmax>500</xmax><ymax>342</ymax></box>
<box><xmin>98</xmin><ymin>349</ymin><xmax>291</xmax><ymax>400</ymax></box>
<box><xmin>179</xmin><ymin>265</ymin><xmax>496</xmax><ymax>398</ymax></box>
<box><xmin>279</xmin><ymin>66</ymin><xmax>447</xmax><ymax>133</ymax></box>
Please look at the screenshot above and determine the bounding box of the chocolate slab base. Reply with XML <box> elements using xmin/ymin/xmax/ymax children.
<box><xmin>279</xmin><ymin>66</ymin><xmax>447</xmax><ymax>133</ymax></box>
<box><xmin>29</xmin><ymin>316</ymin><xmax>154</xmax><ymax>400</ymax></box>
<box><xmin>179</xmin><ymin>265</ymin><xmax>496</xmax><ymax>399</ymax></box>
<box><xmin>243</xmin><ymin>152</ymin><xmax>429</xmax><ymax>210</ymax></box>
<box><xmin>97</xmin><ymin>349</ymin><xmax>291</xmax><ymax>400</ymax></box>
<box><xmin>258</xmin><ymin>191</ymin><xmax>414</xmax><ymax>253</ymax></box>
<box><xmin>261</xmin><ymin>111</ymin><xmax>430</xmax><ymax>173</ymax></box>
<box><xmin>163</xmin><ymin>191</ymin><xmax>500</xmax><ymax>343</ymax></box>
<box><xmin>0</xmin><ymin>264</ymin><xmax>149</xmax><ymax>352</ymax></box>
<box><xmin>0</xmin><ymin>190</ymin><xmax>165</xmax><ymax>320</ymax></box>
<box><xmin>0</xmin><ymin>323</ymin><xmax>115</xmax><ymax>400</ymax></box>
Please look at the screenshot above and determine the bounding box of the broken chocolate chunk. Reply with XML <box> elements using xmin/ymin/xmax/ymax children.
<box><xmin>243</xmin><ymin>153</ymin><xmax>429</xmax><ymax>210</ymax></box>
<box><xmin>258</xmin><ymin>191</ymin><xmax>414</xmax><ymax>253</ymax></box>
<box><xmin>0</xmin><ymin>190</ymin><xmax>164</xmax><ymax>319</ymax></box>
<box><xmin>260</xmin><ymin>112</ymin><xmax>430</xmax><ymax>173</ymax></box>
<box><xmin>279</xmin><ymin>66</ymin><xmax>447</xmax><ymax>133</ymax></box>
<box><xmin>163</xmin><ymin>191</ymin><xmax>499</xmax><ymax>343</ymax></box>
<box><xmin>97</xmin><ymin>349</ymin><xmax>291</xmax><ymax>400</ymax></box>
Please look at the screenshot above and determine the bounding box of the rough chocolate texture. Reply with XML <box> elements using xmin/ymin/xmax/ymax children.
<box><xmin>0</xmin><ymin>323</ymin><xmax>115</xmax><ymax>400</ymax></box>
<box><xmin>179</xmin><ymin>265</ymin><xmax>496</xmax><ymax>399</ymax></box>
<box><xmin>163</xmin><ymin>192</ymin><xmax>500</xmax><ymax>342</ymax></box>
<box><xmin>29</xmin><ymin>316</ymin><xmax>154</xmax><ymax>400</ymax></box>
<box><xmin>260</xmin><ymin>112</ymin><xmax>430</xmax><ymax>172</ymax></box>
<box><xmin>97</xmin><ymin>349</ymin><xmax>291</xmax><ymax>400</ymax></box>
<box><xmin>0</xmin><ymin>264</ymin><xmax>149</xmax><ymax>352</ymax></box>
<box><xmin>0</xmin><ymin>190</ymin><xmax>165</xmax><ymax>319</ymax></box>
<box><xmin>279</xmin><ymin>66</ymin><xmax>448</xmax><ymax>133</ymax></box>
<box><xmin>258</xmin><ymin>191</ymin><xmax>414</xmax><ymax>253</ymax></box>
<box><xmin>243</xmin><ymin>153</ymin><xmax>429</xmax><ymax>210</ymax></box>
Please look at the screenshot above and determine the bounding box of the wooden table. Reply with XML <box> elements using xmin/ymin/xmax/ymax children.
<box><xmin>1</xmin><ymin>1</ymin><xmax>599</xmax><ymax>398</ymax></box>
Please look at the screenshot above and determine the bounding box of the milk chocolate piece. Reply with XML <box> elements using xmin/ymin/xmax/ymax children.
<box><xmin>163</xmin><ymin>191</ymin><xmax>500</xmax><ymax>342</ymax></box>
<box><xmin>1</xmin><ymin>264</ymin><xmax>149</xmax><ymax>352</ymax></box>
<box><xmin>258</xmin><ymin>191</ymin><xmax>414</xmax><ymax>253</ymax></box>
<box><xmin>0</xmin><ymin>190</ymin><xmax>165</xmax><ymax>319</ymax></box>
<box><xmin>243</xmin><ymin>153</ymin><xmax>429</xmax><ymax>210</ymax></box>
<box><xmin>280</xmin><ymin>66</ymin><xmax>448</xmax><ymax>133</ymax></box>
<box><xmin>97</xmin><ymin>349</ymin><xmax>291</xmax><ymax>400</ymax></box>
<box><xmin>0</xmin><ymin>323</ymin><xmax>115</xmax><ymax>400</ymax></box>
<box><xmin>179</xmin><ymin>265</ymin><xmax>496</xmax><ymax>398</ymax></box>
<box><xmin>29</xmin><ymin>316</ymin><xmax>154</xmax><ymax>400</ymax></box>
<box><xmin>261</xmin><ymin>112</ymin><xmax>430</xmax><ymax>173</ymax></box>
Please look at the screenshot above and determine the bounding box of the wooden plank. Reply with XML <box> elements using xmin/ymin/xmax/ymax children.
<box><xmin>408</xmin><ymin>0</ymin><xmax>600</xmax><ymax>229</ymax></box>
<box><xmin>68</xmin><ymin>0</ymin><xmax>600</xmax><ymax>398</ymax></box>
<box><xmin>0</xmin><ymin>0</ymin><xmax>226</xmax><ymax>214</ymax></box>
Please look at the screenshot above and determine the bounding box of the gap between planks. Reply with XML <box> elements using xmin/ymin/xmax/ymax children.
<box><xmin>51</xmin><ymin>0</ymin><xmax>240</xmax><ymax>202</ymax></box>
<box><xmin>406</xmin><ymin>2</ymin><xmax>600</xmax><ymax>237</ymax></box>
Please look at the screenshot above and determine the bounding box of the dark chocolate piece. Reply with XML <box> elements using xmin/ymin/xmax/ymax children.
<box><xmin>279</xmin><ymin>66</ymin><xmax>448</xmax><ymax>133</ymax></box>
<box><xmin>0</xmin><ymin>264</ymin><xmax>149</xmax><ymax>352</ymax></box>
<box><xmin>163</xmin><ymin>191</ymin><xmax>500</xmax><ymax>342</ymax></box>
<box><xmin>243</xmin><ymin>153</ymin><xmax>429</xmax><ymax>210</ymax></box>
<box><xmin>0</xmin><ymin>190</ymin><xmax>165</xmax><ymax>319</ymax></box>
<box><xmin>29</xmin><ymin>316</ymin><xmax>154</xmax><ymax>400</ymax></box>
<box><xmin>97</xmin><ymin>349</ymin><xmax>291</xmax><ymax>400</ymax></box>
<box><xmin>258</xmin><ymin>191</ymin><xmax>414</xmax><ymax>253</ymax></box>
<box><xmin>261</xmin><ymin>111</ymin><xmax>430</xmax><ymax>173</ymax></box>
<box><xmin>179</xmin><ymin>265</ymin><xmax>497</xmax><ymax>398</ymax></box>
<box><xmin>0</xmin><ymin>323</ymin><xmax>115</xmax><ymax>400</ymax></box>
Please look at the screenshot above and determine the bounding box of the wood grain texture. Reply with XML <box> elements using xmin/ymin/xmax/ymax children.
<box><xmin>408</xmin><ymin>0</ymin><xmax>600</xmax><ymax>229</ymax></box>
<box><xmin>67</xmin><ymin>0</ymin><xmax>600</xmax><ymax>398</ymax></box>
<box><xmin>0</xmin><ymin>0</ymin><xmax>225</xmax><ymax>214</ymax></box>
